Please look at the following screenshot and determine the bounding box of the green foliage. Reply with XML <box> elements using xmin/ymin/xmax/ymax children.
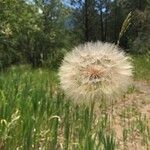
<box><xmin>0</xmin><ymin>0</ymin><xmax>72</xmax><ymax>69</ymax></box>
<box><xmin>0</xmin><ymin>0</ymin><xmax>150</xmax><ymax>70</ymax></box>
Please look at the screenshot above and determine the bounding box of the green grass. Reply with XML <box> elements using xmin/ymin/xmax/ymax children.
<box><xmin>133</xmin><ymin>54</ymin><xmax>150</xmax><ymax>81</ymax></box>
<box><xmin>0</xmin><ymin>55</ymin><xmax>150</xmax><ymax>150</ymax></box>
<box><xmin>0</xmin><ymin>66</ymin><xmax>117</xmax><ymax>150</ymax></box>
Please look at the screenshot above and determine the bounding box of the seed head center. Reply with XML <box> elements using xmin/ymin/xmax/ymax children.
<box><xmin>84</xmin><ymin>66</ymin><xmax>106</xmax><ymax>80</ymax></box>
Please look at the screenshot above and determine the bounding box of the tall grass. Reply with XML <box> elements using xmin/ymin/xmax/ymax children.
<box><xmin>0</xmin><ymin>66</ymin><xmax>116</xmax><ymax>149</ymax></box>
<box><xmin>0</xmin><ymin>63</ymin><xmax>149</xmax><ymax>149</ymax></box>
<box><xmin>133</xmin><ymin>54</ymin><xmax>150</xmax><ymax>81</ymax></box>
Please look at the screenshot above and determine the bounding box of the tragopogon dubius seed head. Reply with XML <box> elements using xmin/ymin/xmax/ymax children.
<box><xmin>58</xmin><ymin>42</ymin><xmax>133</xmax><ymax>103</ymax></box>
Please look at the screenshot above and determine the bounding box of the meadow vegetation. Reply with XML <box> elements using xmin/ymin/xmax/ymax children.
<box><xmin>133</xmin><ymin>55</ymin><xmax>150</xmax><ymax>81</ymax></box>
<box><xmin>0</xmin><ymin>55</ymin><xmax>150</xmax><ymax>150</ymax></box>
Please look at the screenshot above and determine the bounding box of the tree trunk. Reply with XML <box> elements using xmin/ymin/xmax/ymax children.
<box><xmin>114</xmin><ymin>0</ymin><xmax>118</xmax><ymax>44</ymax></box>
<box><xmin>104</xmin><ymin>0</ymin><xmax>108</xmax><ymax>41</ymax></box>
<box><xmin>100</xmin><ymin>1</ymin><xmax>104</xmax><ymax>41</ymax></box>
<box><xmin>84</xmin><ymin>0</ymin><xmax>90</xmax><ymax>42</ymax></box>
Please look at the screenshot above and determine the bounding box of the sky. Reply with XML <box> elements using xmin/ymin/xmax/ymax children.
<box><xmin>25</xmin><ymin>0</ymin><xmax>112</xmax><ymax>12</ymax></box>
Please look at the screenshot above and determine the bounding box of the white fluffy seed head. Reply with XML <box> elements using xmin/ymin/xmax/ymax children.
<box><xmin>58</xmin><ymin>42</ymin><xmax>133</xmax><ymax>103</ymax></box>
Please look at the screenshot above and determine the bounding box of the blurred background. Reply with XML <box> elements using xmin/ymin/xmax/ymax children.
<box><xmin>0</xmin><ymin>0</ymin><xmax>150</xmax><ymax>70</ymax></box>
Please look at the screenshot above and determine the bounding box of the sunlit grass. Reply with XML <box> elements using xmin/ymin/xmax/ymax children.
<box><xmin>0</xmin><ymin>55</ymin><xmax>150</xmax><ymax>149</ymax></box>
<box><xmin>133</xmin><ymin>54</ymin><xmax>150</xmax><ymax>81</ymax></box>
<box><xmin>0</xmin><ymin>66</ymin><xmax>116</xmax><ymax>149</ymax></box>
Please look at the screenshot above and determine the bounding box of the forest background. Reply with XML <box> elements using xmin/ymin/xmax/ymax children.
<box><xmin>0</xmin><ymin>0</ymin><xmax>150</xmax><ymax>70</ymax></box>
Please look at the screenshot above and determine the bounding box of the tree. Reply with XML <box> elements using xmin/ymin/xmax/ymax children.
<box><xmin>0</xmin><ymin>0</ymin><xmax>70</xmax><ymax>69</ymax></box>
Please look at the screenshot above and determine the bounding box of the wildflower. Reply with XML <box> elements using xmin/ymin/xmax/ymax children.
<box><xmin>58</xmin><ymin>42</ymin><xmax>132</xmax><ymax>103</ymax></box>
